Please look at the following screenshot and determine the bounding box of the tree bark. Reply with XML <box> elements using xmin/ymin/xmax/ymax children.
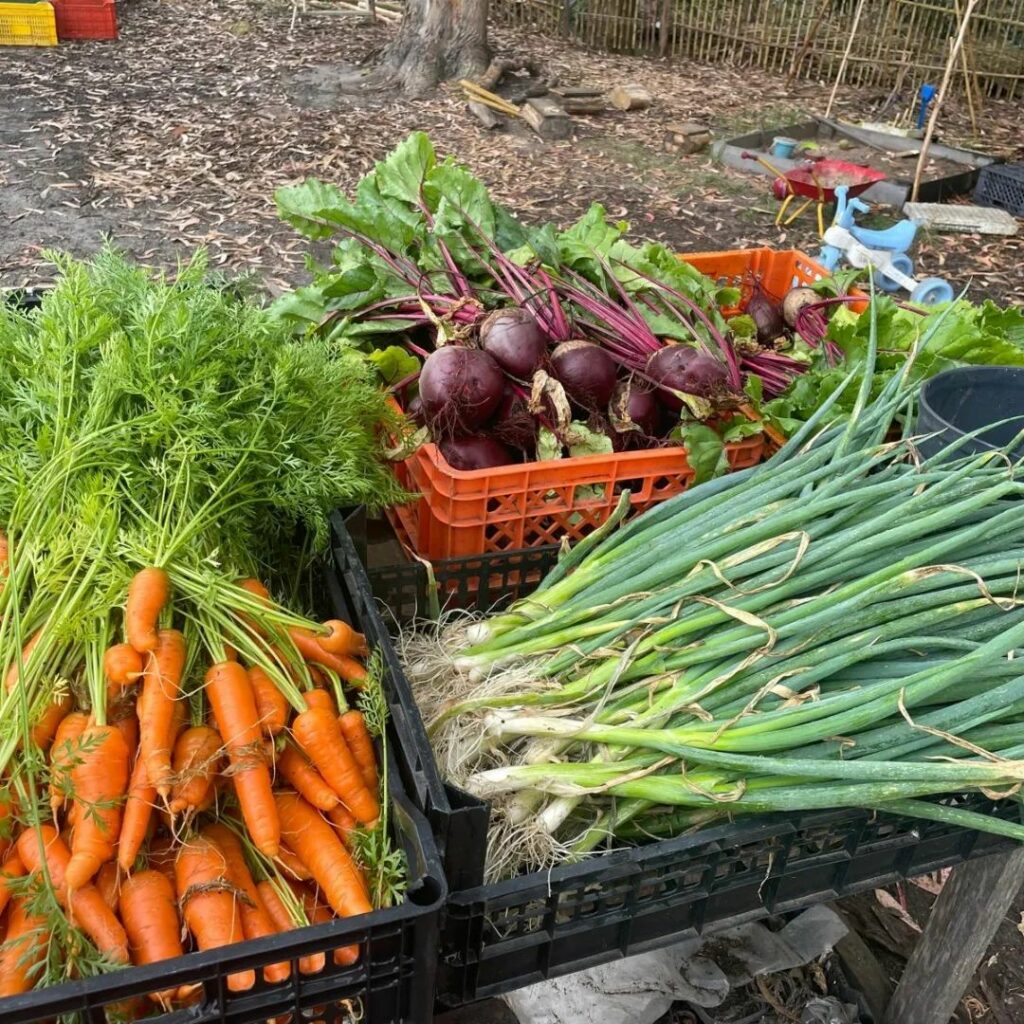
<box><xmin>382</xmin><ymin>0</ymin><xmax>490</xmax><ymax>95</ymax></box>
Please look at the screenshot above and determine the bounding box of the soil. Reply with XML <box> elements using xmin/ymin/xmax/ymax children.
<box><xmin>1</xmin><ymin>0</ymin><xmax>1021</xmax><ymax>305</ymax></box>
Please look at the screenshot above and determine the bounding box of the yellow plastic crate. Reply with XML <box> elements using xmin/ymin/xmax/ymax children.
<box><xmin>0</xmin><ymin>1</ymin><xmax>57</xmax><ymax>46</ymax></box>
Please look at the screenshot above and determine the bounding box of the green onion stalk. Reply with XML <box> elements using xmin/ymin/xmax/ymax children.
<box><xmin>408</xmin><ymin>293</ymin><xmax>1024</xmax><ymax>879</ymax></box>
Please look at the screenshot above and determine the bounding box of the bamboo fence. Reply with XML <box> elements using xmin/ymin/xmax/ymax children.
<box><xmin>492</xmin><ymin>0</ymin><xmax>1024</xmax><ymax>101</ymax></box>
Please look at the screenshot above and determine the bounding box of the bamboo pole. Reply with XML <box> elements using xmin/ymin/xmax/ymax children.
<box><xmin>823</xmin><ymin>0</ymin><xmax>867</xmax><ymax>117</ymax></box>
<box><xmin>953</xmin><ymin>0</ymin><xmax>978</xmax><ymax>134</ymax></box>
<box><xmin>911</xmin><ymin>0</ymin><xmax>981</xmax><ymax>202</ymax></box>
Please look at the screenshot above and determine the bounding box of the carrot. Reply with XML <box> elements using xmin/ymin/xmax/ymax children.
<box><xmin>138</xmin><ymin>628</ymin><xmax>186</xmax><ymax>799</ymax></box>
<box><xmin>66</xmin><ymin>722</ymin><xmax>130</xmax><ymax>890</ymax></box>
<box><xmin>96</xmin><ymin>860</ymin><xmax>119</xmax><ymax>911</ymax></box>
<box><xmin>318</xmin><ymin>620</ymin><xmax>368</xmax><ymax>658</ymax></box>
<box><xmin>292</xmin><ymin>707</ymin><xmax>378</xmax><ymax>824</ymax></box>
<box><xmin>258</xmin><ymin>880</ymin><xmax>324</xmax><ymax>975</ymax></box>
<box><xmin>113</xmin><ymin>711</ymin><xmax>139</xmax><ymax>756</ymax></box>
<box><xmin>338</xmin><ymin>709</ymin><xmax>378</xmax><ymax>791</ymax></box>
<box><xmin>274</xmin><ymin>792</ymin><xmax>371</xmax><ymax>918</ymax></box>
<box><xmin>168</xmin><ymin>725</ymin><xmax>223</xmax><ymax>815</ymax></box>
<box><xmin>49</xmin><ymin>710</ymin><xmax>90</xmax><ymax>816</ymax></box>
<box><xmin>118</xmin><ymin>753</ymin><xmax>156</xmax><ymax>873</ymax></box>
<box><xmin>30</xmin><ymin>692</ymin><xmax>72</xmax><ymax>752</ymax></box>
<box><xmin>125</xmin><ymin>567</ymin><xmax>170</xmax><ymax>653</ymax></box>
<box><xmin>119</xmin><ymin>870</ymin><xmax>185</xmax><ymax>1004</ymax></box>
<box><xmin>0</xmin><ymin>896</ymin><xmax>47</xmax><ymax>996</ymax></box>
<box><xmin>289</xmin><ymin>628</ymin><xmax>367</xmax><ymax>683</ymax></box>
<box><xmin>104</xmin><ymin>643</ymin><xmax>144</xmax><ymax>696</ymax></box>
<box><xmin>146</xmin><ymin>833</ymin><xmax>177</xmax><ymax>885</ymax></box>
<box><xmin>5</xmin><ymin>627</ymin><xmax>44</xmax><ymax>692</ymax></box>
<box><xmin>202</xmin><ymin>823</ymin><xmax>290</xmax><ymax>983</ymax></box>
<box><xmin>16</xmin><ymin>825</ymin><xmax>130</xmax><ymax>964</ymax></box>
<box><xmin>205</xmin><ymin>661</ymin><xmax>279</xmax><ymax>856</ymax></box>
<box><xmin>274</xmin><ymin>844</ymin><xmax>312</xmax><ymax>881</ymax></box>
<box><xmin>250</xmin><ymin>666</ymin><xmax>288</xmax><ymax>736</ymax></box>
<box><xmin>303</xmin><ymin>688</ymin><xmax>335</xmax><ymax>713</ymax></box>
<box><xmin>175</xmin><ymin>835</ymin><xmax>255</xmax><ymax>992</ymax></box>
<box><xmin>0</xmin><ymin>846</ymin><xmax>26</xmax><ymax>918</ymax></box>
<box><xmin>277</xmin><ymin>743</ymin><xmax>338</xmax><ymax>812</ymax></box>
<box><xmin>326</xmin><ymin>803</ymin><xmax>357</xmax><ymax>845</ymax></box>
<box><xmin>236</xmin><ymin>578</ymin><xmax>271</xmax><ymax>637</ymax></box>
<box><xmin>299</xmin><ymin>888</ymin><xmax>360</xmax><ymax>966</ymax></box>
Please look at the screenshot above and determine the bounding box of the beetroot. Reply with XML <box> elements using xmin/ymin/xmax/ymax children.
<box><xmin>550</xmin><ymin>340</ymin><xmax>617</xmax><ymax>412</ymax></box>
<box><xmin>406</xmin><ymin>394</ymin><xmax>425</xmax><ymax>426</ymax></box>
<box><xmin>419</xmin><ymin>345</ymin><xmax>505</xmax><ymax>437</ymax></box>
<box><xmin>480</xmin><ymin>308</ymin><xmax>548</xmax><ymax>379</ymax></box>
<box><xmin>610</xmin><ymin>380</ymin><xmax>661</xmax><ymax>437</ymax></box>
<box><xmin>746</xmin><ymin>288</ymin><xmax>784</xmax><ymax>343</ymax></box>
<box><xmin>492</xmin><ymin>386</ymin><xmax>539</xmax><ymax>454</ymax></box>
<box><xmin>645</xmin><ymin>346</ymin><xmax>729</xmax><ymax>412</ymax></box>
<box><xmin>440</xmin><ymin>435</ymin><xmax>517</xmax><ymax>470</ymax></box>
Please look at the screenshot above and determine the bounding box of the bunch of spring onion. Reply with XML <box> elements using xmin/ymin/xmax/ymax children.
<box><xmin>406</xmin><ymin>293</ymin><xmax>1024</xmax><ymax>880</ymax></box>
<box><xmin>0</xmin><ymin>250</ymin><xmax>406</xmax><ymax>1004</ymax></box>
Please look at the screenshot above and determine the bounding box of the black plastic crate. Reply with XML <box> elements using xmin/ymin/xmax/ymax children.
<box><xmin>329</xmin><ymin>508</ymin><xmax>1020</xmax><ymax>1008</ymax></box>
<box><xmin>975</xmin><ymin>162</ymin><xmax>1024</xmax><ymax>217</ymax></box>
<box><xmin>0</xmin><ymin>764</ymin><xmax>444</xmax><ymax>1024</ymax></box>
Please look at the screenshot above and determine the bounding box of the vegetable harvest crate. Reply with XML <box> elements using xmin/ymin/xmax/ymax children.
<box><xmin>329</xmin><ymin>507</ymin><xmax>1022</xmax><ymax>1008</ymax></box>
<box><xmin>0</xmin><ymin>2</ymin><xmax>57</xmax><ymax>45</ymax></box>
<box><xmin>389</xmin><ymin>248</ymin><xmax>826</xmax><ymax>564</ymax></box>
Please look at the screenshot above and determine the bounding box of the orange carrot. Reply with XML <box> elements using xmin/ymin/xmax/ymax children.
<box><xmin>236</xmin><ymin>578</ymin><xmax>271</xmax><ymax>636</ymax></box>
<box><xmin>258</xmin><ymin>880</ymin><xmax>324</xmax><ymax>975</ymax></box>
<box><xmin>66</xmin><ymin>722</ymin><xmax>130</xmax><ymax>890</ymax></box>
<box><xmin>113</xmin><ymin>711</ymin><xmax>139</xmax><ymax>757</ymax></box>
<box><xmin>30</xmin><ymin>692</ymin><xmax>72</xmax><ymax>752</ymax></box>
<box><xmin>0</xmin><ymin>846</ymin><xmax>26</xmax><ymax>918</ymax></box>
<box><xmin>125</xmin><ymin>567</ymin><xmax>170</xmax><ymax>653</ymax></box>
<box><xmin>277</xmin><ymin>743</ymin><xmax>338</xmax><ymax>811</ymax></box>
<box><xmin>5</xmin><ymin>627</ymin><xmax>44</xmax><ymax>692</ymax></box>
<box><xmin>326</xmin><ymin>803</ymin><xmax>357</xmax><ymax>845</ymax></box>
<box><xmin>250</xmin><ymin>666</ymin><xmax>288</xmax><ymax>736</ymax></box>
<box><xmin>16</xmin><ymin>825</ymin><xmax>130</xmax><ymax>964</ymax></box>
<box><xmin>96</xmin><ymin>860</ymin><xmax>119</xmax><ymax>911</ymax></box>
<box><xmin>292</xmin><ymin>707</ymin><xmax>378</xmax><ymax>824</ymax></box>
<box><xmin>303</xmin><ymin>688</ymin><xmax>335</xmax><ymax>713</ymax></box>
<box><xmin>118</xmin><ymin>753</ymin><xmax>156</xmax><ymax>873</ymax></box>
<box><xmin>205</xmin><ymin>661</ymin><xmax>279</xmax><ymax>856</ymax></box>
<box><xmin>119</xmin><ymin>870</ymin><xmax>185</xmax><ymax>1004</ymax></box>
<box><xmin>138</xmin><ymin>628</ymin><xmax>186</xmax><ymax>798</ymax></box>
<box><xmin>0</xmin><ymin>895</ymin><xmax>47</xmax><ymax>996</ymax></box>
<box><xmin>289</xmin><ymin>627</ymin><xmax>366</xmax><ymax>683</ymax></box>
<box><xmin>274</xmin><ymin>792</ymin><xmax>372</xmax><ymax>918</ymax></box>
<box><xmin>202</xmin><ymin>823</ymin><xmax>290</xmax><ymax>983</ymax></box>
<box><xmin>175</xmin><ymin>835</ymin><xmax>256</xmax><ymax>992</ymax></box>
<box><xmin>49</xmin><ymin>710</ymin><xmax>90</xmax><ymax>816</ymax></box>
<box><xmin>104</xmin><ymin>643</ymin><xmax>143</xmax><ymax>696</ymax></box>
<box><xmin>338</xmin><ymin>709</ymin><xmax>378</xmax><ymax>791</ymax></box>
<box><xmin>274</xmin><ymin>844</ymin><xmax>312</xmax><ymax>881</ymax></box>
<box><xmin>168</xmin><ymin>725</ymin><xmax>223</xmax><ymax>815</ymax></box>
<box><xmin>318</xmin><ymin>620</ymin><xmax>368</xmax><ymax>658</ymax></box>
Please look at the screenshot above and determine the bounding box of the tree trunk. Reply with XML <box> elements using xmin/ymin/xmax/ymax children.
<box><xmin>382</xmin><ymin>0</ymin><xmax>490</xmax><ymax>95</ymax></box>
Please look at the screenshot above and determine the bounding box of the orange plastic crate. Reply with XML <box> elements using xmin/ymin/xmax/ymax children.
<box><xmin>386</xmin><ymin>248</ymin><xmax>835</xmax><ymax>560</ymax></box>
<box><xmin>52</xmin><ymin>0</ymin><xmax>117</xmax><ymax>40</ymax></box>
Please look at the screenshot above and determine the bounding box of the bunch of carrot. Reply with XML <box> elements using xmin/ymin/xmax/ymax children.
<box><xmin>0</xmin><ymin>561</ymin><xmax>390</xmax><ymax>1008</ymax></box>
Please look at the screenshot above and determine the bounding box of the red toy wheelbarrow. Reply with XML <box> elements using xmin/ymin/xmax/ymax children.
<box><xmin>741</xmin><ymin>151</ymin><xmax>886</xmax><ymax>236</ymax></box>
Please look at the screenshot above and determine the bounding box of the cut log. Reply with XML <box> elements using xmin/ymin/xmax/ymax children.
<box><xmin>609</xmin><ymin>84</ymin><xmax>653</xmax><ymax>110</ymax></box>
<box><xmin>550</xmin><ymin>85</ymin><xmax>606</xmax><ymax>99</ymax></box>
<box><xmin>562</xmin><ymin>96</ymin><xmax>606</xmax><ymax>115</ymax></box>
<box><xmin>662</xmin><ymin>122</ymin><xmax>711</xmax><ymax>154</ymax></box>
<box><xmin>521</xmin><ymin>96</ymin><xmax>571</xmax><ymax>140</ymax></box>
<box><xmin>467</xmin><ymin>101</ymin><xmax>502</xmax><ymax>129</ymax></box>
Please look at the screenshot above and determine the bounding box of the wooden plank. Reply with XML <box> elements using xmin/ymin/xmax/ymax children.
<box><xmin>549</xmin><ymin>85</ymin><xmax>606</xmax><ymax>98</ymax></box>
<box><xmin>903</xmin><ymin>202</ymin><xmax>1019</xmax><ymax>235</ymax></box>
<box><xmin>884</xmin><ymin>848</ymin><xmax>1024</xmax><ymax>1024</ymax></box>
<box><xmin>562</xmin><ymin>96</ymin><xmax>607</xmax><ymax>114</ymax></box>
<box><xmin>832</xmin><ymin>908</ymin><xmax>894</xmax><ymax>1024</ymax></box>
<box><xmin>521</xmin><ymin>97</ymin><xmax>571</xmax><ymax>140</ymax></box>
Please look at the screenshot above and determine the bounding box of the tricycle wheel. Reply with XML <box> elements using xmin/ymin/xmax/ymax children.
<box><xmin>872</xmin><ymin>254</ymin><xmax>914</xmax><ymax>293</ymax></box>
<box><xmin>910</xmin><ymin>277</ymin><xmax>955</xmax><ymax>306</ymax></box>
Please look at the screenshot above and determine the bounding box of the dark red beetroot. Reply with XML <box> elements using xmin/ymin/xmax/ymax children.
<box><xmin>550</xmin><ymin>341</ymin><xmax>617</xmax><ymax>412</ymax></box>
<box><xmin>406</xmin><ymin>394</ymin><xmax>425</xmax><ymax>426</ymax></box>
<box><xmin>419</xmin><ymin>346</ymin><xmax>505</xmax><ymax>438</ymax></box>
<box><xmin>646</xmin><ymin>346</ymin><xmax>729</xmax><ymax>413</ymax></box>
<box><xmin>746</xmin><ymin>288</ymin><xmax>784</xmax><ymax>343</ymax></box>
<box><xmin>480</xmin><ymin>308</ymin><xmax>548</xmax><ymax>380</ymax></box>
<box><xmin>610</xmin><ymin>380</ymin><xmax>662</xmax><ymax>437</ymax></box>
<box><xmin>492</xmin><ymin>386</ymin><xmax>539</xmax><ymax>455</ymax></box>
<box><xmin>440</xmin><ymin>435</ymin><xmax>517</xmax><ymax>470</ymax></box>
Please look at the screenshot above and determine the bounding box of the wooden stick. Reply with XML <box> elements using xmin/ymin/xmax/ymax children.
<box><xmin>952</xmin><ymin>0</ymin><xmax>977</xmax><ymax>134</ymax></box>
<box><xmin>910</xmin><ymin>0</ymin><xmax>980</xmax><ymax>202</ymax></box>
<box><xmin>459</xmin><ymin>80</ymin><xmax>521</xmax><ymax>117</ymax></box>
<box><xmin>787</xmin><ymin>0</ymin><xmax>830</xmax><ymax>84</ymax></box>
<box><xmin>824</xmin><ymin>0</ymin><xmax>867</xmax><ymax>119</ymax></box>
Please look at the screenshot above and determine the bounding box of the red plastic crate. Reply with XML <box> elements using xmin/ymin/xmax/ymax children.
<box><xmin>386</xmin><ymin>249</ymin><xmax>836</xmax><ymax>560</ymax></box>
<box><xmin>53</xmin><ymin>0</ymin><xmax>117</xmax><ymax>40</ymax></box>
